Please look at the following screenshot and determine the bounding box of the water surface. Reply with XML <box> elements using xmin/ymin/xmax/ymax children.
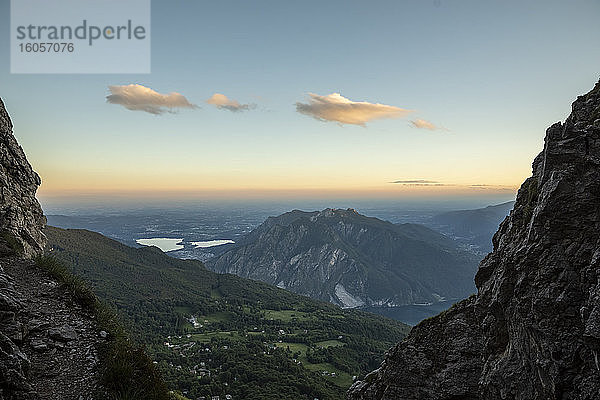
<box><xmin>136</xmin><ymin>238</ymin><xmax>184</xmax><ymax>252</ymax></box>
<box><xmin>191</xmin><ymin>240</ymin><xmax>235</xmax><ymax>248</ymax></box>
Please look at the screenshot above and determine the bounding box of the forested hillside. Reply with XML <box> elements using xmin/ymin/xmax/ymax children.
<box><xmin>45</xmin><ymin>226</ymin><xmax>410</xmax><ymax>400</ymax></box>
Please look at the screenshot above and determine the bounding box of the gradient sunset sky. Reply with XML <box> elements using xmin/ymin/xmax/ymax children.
<box><xmin>1</xmin><ymin>0</ymin><xmax>599</xmax><ymax>204</ymax></box>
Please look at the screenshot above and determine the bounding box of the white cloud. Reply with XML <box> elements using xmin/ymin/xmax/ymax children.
<box><xmin>410</xmin><ymin>118</ymin><xmax>440</xmax><ymax>130</ymax></box>
<box><xmin>391</xmin><ymin>180</ymin><xmax>440</xmax><ymax>184</ymax></box>
<box><xmin>296</xmin><ymin>93</ymin><xmax>411</xmax><ymax>126</ymax></box>
<box><xmin>469</xmin><ymin>184</ymin><xmax>517</xmax><ymax>191</ymax></box>
<box><xmin>206</xmin><ymin>93</ymin><xmax>254</xmax><ymax>112</ymax></box>
<box><xmin>106</xmin><ymin>84</ymin><xmax>198</xmax><ymax>115</ymax></box>
<box><xmin>390</xmin><ymin>180</ymin><xmax>517</xmax><ymax>191</ymax></box>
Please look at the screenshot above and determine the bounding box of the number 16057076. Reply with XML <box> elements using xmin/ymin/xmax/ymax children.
<box><xmin>19</xmin><ymin>42</ymin><xmax>74</xmax><ymax>52</ymax></box>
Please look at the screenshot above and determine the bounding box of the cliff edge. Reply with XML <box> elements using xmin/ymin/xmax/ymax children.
<box><xmin>348</xmin><ymin>80</ymin><xmax>600</xmax><ymax>400</ymax></box>
<box><xmin>0</xmin><ymin>99</ymin><xmax>45</xmax><ymax>258</ymax></box>
<box><xmin>0</xmin><ymin>99</ymin><xmax>103</xmax><ymax>399</ymax></box>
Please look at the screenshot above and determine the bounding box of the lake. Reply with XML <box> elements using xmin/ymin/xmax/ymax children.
<box><xmin>136</xmin><ymin>238</ymin><xmax>184</xmax><ymax>252</ymax></box>
<box><xmin>191</xmin><ymin>240</ymin><xmax>235</xmax><ymax>248</ymax></box>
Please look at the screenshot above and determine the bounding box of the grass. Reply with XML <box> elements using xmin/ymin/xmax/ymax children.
<box><xmin>273</xmin><ymin>341</ymin><xmax>352</xmax><ymax>387</ymax></box>
<box><xmin>189</xmin><ymin>331</ymin><xmax>236</xmax><ymax>343</ymax></box>
<box><xmin>274</xmin><ymin>342</ymin><xmax>309</xmax><ymax>356</ymax></box>
<box><xmin>34</xmin><ymin>255</ymin><xmax>171</xmax><ymax>400</ymax></box>
<box><xmin>200</xmin><ymin>311</ymin><xmax>234</xmax><ymax>323</ymax></box>
<box><xmin>522</xmin><ymin>177</ymin><xmax>539</xmax><ymax>222</ymax></box>
<box><xmin>0</xmin><ymin>231</ymin><xmax>24</xmax><ymax>256</ymax></box>
<box><xmin>303</xmin><ymin>362</ymin><xmax>354</xmax><ymax>387</ymax></box>
<box><xmin>168</xmin><ymin>393</ymin><xmax>191</xmax><ymax>400</ymax></box>
<box><xmin>315</xmin><ymin>340</ymin><xmax>344</xmax><ymax>348</ymax></box>
<box><xmin>264</xmin><ymin>309</ymin><xmax>311</xmax><ymax>322</ymax></box>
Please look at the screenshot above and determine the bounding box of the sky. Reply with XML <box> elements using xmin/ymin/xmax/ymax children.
<box><xmin>1</xmin><ymin>0</ymin><xmax>599</xmax><ymax>207</ymax></box>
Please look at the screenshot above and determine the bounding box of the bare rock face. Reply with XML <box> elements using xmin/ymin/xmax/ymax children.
<box><xmin>348</xmin><ymin>80</ymin><xmax>600</xmax><ymax>400</ymax></box>
<box><xmin>0</xmin><ymin>100</ymin><xmax>101</xmax><ymax>398</ymax></box>
<box><xmin>209</xmin><ymin>209</ymin><xmax>479</xmax><ymax>309</ymax></box>
<box><xmin>0</xmin><ymin>98</ymin><xmax>46</xmax><ymax>258</ymax></box>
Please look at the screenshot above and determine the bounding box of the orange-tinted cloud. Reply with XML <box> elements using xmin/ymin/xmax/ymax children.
<box><xmin>410</xmin><ymin>118</ymin><xmax>440</xmax><ymax>130</ymax></box>
<box><xmin>391</xmin><ymin>180</ymin><xmax>440</xmax><ymax>184</ymax></box>
<box><xmin>296</xmin><ymin>93</ymin><xmax>411</xmax><ymax>126</ymax></box>
<box><xmin>390</xmin><ymin>179</ymin><xmax>517</xmax><ymax>191</ymax></box>
<box><xmin>206</xmin><ymin>93</ymin><xmax>255</xmax><ymax>112</ymax></box>
<box><xmin>106</xmin><ymin>84</ymin><xmax>198</xmax><ymax>115</ymax></box>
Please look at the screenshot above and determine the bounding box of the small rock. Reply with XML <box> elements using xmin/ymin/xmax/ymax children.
<box><xmin>30</xmin><ymin>339</ymin><xmax>48</xmax><ymax>352</ymax></box>
<box><xmin>48</xmin><ymin>325</ymin><xmax>79</xmax><ymax>342</ymax></box>
<box><xmin>99</xmin><ymin>330</ymin><xmax>108</xmax><ymax>339</ymax></box>
<box><xmin>28</xmin><ymin>319</ymin><xmax>51</xmax><ymax>332</ymax></box>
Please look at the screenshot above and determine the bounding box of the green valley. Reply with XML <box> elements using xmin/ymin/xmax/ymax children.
<box><xmin>45</xmin><ymin>226</ymin><xmax>410</xmax><ymax>400</ymax></box>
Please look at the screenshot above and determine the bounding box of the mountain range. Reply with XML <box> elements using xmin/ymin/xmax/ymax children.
<box><xmin>428</xmin><ymin>201</ymin><xmax>515</xmax><ymax>253</ymax></box>
<box><xmin>208</xmin><ymin>208</ymin><xmax>480</xmax><ymax>309</ymax></box>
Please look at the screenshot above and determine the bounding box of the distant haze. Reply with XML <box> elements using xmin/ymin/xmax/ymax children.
<box><xmin>39</xmin><ymin>192</ymin><xmax>517</xmax><ymax>216</ymax></box>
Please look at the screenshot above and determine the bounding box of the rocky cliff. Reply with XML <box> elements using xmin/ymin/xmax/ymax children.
<box><xmin>347</xmin><ymin>81</ymin><xmax>600</xmax><ymax>399</ymax></box>
<box><xmin>0</xmin><ymin>99</ymin><xmax>103</xmax><ymax>399</ymax></box>
<box><xmin>0</xmin><ymin>99</ymin><xmax>46</xmax><ymax>258</ymax></box>
<box><xmin>208</xmin><ymin>208</ymin><xmax>479</xmax><ymax>309</ymax></box>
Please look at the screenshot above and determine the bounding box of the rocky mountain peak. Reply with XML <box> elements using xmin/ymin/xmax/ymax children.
<box><xmin>209</xmin><ymin>207</ymin><xmax>479</xmax><ymax>311</ymax></box>
<box><xmin>310</xmin><ymin>208</ymin><xmax>359</xmax><ymax>222</ymax></box>
<box><xmin>348</xmin><ymin>80</ymin><xmax>600</xmax><ymax>399</ymax></box>
<box><xmin>0</xmin><ymin>98</ymin><xmax>46</xmax><ymax>258</ymax></box>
